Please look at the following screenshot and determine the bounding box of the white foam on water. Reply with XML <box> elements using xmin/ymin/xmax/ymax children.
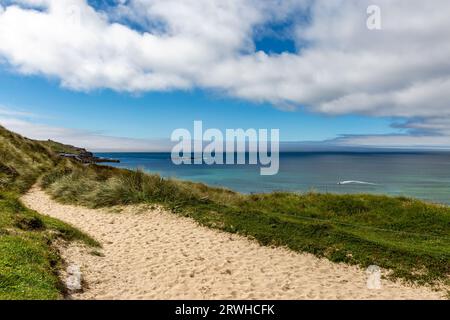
<box><xmin>338</xmin><ymin>180</ymin><xmax>378</xmax><ymax>186</ymax></box>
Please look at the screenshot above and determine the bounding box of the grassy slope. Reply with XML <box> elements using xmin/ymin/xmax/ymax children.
<box><xmin>0</xmin><ymin>126</ymin><xmax>57</xmax><ymax>193</ymax></box>
<box><xmin>0</xmin><ymin>126</ymin><xmax>98</xmax><ymax>300</ymax></box>
<box><xmin>40</xmin><ymin>140</ymin><xmax>88</xmax><ymax>156</ymax></box>
<box><xmin>43</xmin><ymin>164</ymin><xmax>450</xmax><ymax>288</ymax></box>
<box><xmin>1</xmin><ymin>125</ymin><xmax>448</xmax><ymax>294</ymax></box>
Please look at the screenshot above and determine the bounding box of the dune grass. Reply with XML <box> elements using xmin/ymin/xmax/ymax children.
<box><xmin>0</xmin><ymin>126</ymin><xmax>98</xmax><ymax>300</ymax></box>
<box><xmin>42</xmin><ymin>164</ymin><xmax>450</xmax><ymax>287</ymax></box>
<box><xmin>0</xmin><ymin>126</ymin><xmax>59</xmax><ymax>193</ymax></box>
<box><xmin>0</xmin><ymin>191</ymin><xmax>98</xmax><ymax>300</ymax></box>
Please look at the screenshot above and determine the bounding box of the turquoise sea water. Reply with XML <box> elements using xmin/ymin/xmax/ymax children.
<box><xmin>96</xmin><ymin>152</ymin><xmax>450</xmax><ymax>204</ymax></box>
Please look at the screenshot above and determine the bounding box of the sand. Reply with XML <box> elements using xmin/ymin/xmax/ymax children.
<box><xmin>21</xmin><ymin>187</ymin><xmax>445</xmax><ymax>300</ymax></box>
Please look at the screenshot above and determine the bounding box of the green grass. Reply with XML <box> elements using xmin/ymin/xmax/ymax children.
<box><xmin>0</xmin><ymin>191</ymin><xmax>98</xmax><ymax>300</ymax></box>
<box><xmin>0</xmin><ymin>234</ymin><xmax>61</xmax><ymax>300</ymax></box>
<box><xmin>40</xmin><ymin>140</ymin><xmax>84</xmax><ymax>155</ymax></box>
<box><xmin>0</xmin><ymin>125</ymin><xmax>98</xmax><ymax>300</ymax></box>
<box><xmin>0</xmin><ymin>126</ymin><xmax>56</xmax><ymax>193</ymax></box>
<box><xmin>42</xmin><ymin>165</ymin><xmax>450</xmax><ymax>288</ymax></box>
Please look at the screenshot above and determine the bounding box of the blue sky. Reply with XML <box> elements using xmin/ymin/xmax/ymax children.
<box><xmin>0</xmin><ymin>67</ymin><xmax>398</xmax><ymax>144</ymax></box>
<box><xmin>0</xmin><ymin>1</ymin><xmax>449</xmax><ymax>150</ymax></box>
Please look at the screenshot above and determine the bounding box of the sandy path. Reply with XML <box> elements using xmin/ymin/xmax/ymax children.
<box><xmin>22</xmin><ymin>187</ymin><xmax>444</xmax><ymax>300</ymax></box>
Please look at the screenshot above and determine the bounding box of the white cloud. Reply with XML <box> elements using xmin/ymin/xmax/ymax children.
<box><xmin>336</xmin><ymin>134</ymin><xmax>450</xmax><ymax>149</ymax></box>
<box><xmin>2</xmin><ymin>104</ymin><xmax>450</xmax><ymax>151</ymax></box>
<box><xmin>0</xmin><ymin>105</ymin><xmax>37</xmax><ymax>117</ymax></box>
<box><xmin>0</xmin><ymin>0</ymin><xmax>450</xmax><ymax>146</ymax></box>
<box><xmin>0</xmin><ymin>115</ymin><xmax>173</xmax><ymax>152</ymax></box>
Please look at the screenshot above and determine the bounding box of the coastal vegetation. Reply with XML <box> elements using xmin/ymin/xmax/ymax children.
<box><xmin>0</xmin><ymin>126</ymin><xmax>98</xmax><ymax>300</ymax></box>
<box><xmin>42</xmin><ymin>162</ymin><xmax>450</xmax><ymax>288</ymax></box>
<box><xmin>1</xmin><ymin>125</ymin><xmax>449</xmax><ymax>298</ymax></box>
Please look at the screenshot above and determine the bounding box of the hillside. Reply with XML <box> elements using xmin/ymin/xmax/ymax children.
<box><xmin>0</xmin><ymin>126</ymin><xmax>84</xmax><ymax>192</ymax></box>
<box><xmin>0</xmin><ymin>126</ymin><xmax>97</xmax><ymax>300</ymax></box>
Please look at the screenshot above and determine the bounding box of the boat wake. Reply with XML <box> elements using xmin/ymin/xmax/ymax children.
<box><xmin>337</xmin><ymin>180</ymin><xmax>378</xmax><ymax>186</ymax></box>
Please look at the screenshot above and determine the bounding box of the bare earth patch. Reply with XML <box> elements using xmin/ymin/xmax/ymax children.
<box><xmin>21</xmin><ymin>187</ymin><xmax>445</xmax><ymax>300</ymax></box>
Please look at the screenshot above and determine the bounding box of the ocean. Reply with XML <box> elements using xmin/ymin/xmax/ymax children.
<box><xmin>95</xmin><ymin>152</ymin><xmax>450</xmax><ymax>204</ymax></box>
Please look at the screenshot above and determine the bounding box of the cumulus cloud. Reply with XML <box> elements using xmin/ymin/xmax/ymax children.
<box><xmin>0</xmin><ymin>0</ymin><xmax>450</xmax><ymax>146</ymax></box>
